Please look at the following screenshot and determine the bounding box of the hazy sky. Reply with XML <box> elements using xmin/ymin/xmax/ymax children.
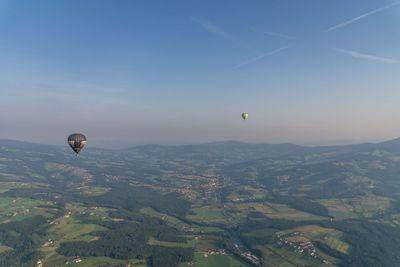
<box><xmin>1</xmin><ymin>0</ymin><xmax>400</xmax><ymax>147</ymax></box>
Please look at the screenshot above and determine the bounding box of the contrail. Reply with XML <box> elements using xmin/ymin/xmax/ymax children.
<box><xmin>253</xmin><ymin>29</ymin><xmax>293</xmax><ymax>40</ymax></box>
<box><xmin>192</xmin><ymin>17</ymin><xmax>236</xmax><ymax>42</ymax></box>
<box><xmin>192</xmin><ymin>17</ymin><xmax>254</xmax><ymax>51</ymax></box>
<box><xmin>334</xmin><ymin>48</ymin><xmax>400</xmax><ymax>64</ymax></box>
<box><xmin>234</xmin><ymin>45</ymin><xmax>291</xmax><ymax>69</ymax></box>
<box><xmin>325</xmin><ymin>1</ymin><xmax>400</xmax><ymax>32</ymax></box>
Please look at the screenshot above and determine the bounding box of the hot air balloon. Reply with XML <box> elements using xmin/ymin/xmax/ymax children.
<box><xmin>67</xmin><ymin>133</ymin><xmax>87</xmax><ymax>155</ymax></box>
<box><xmin>241</xmin><ymin>112</ymin><xmax>249</xmax><ymax>120</ymax></box>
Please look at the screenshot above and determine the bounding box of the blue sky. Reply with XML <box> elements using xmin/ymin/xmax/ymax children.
<box><xmin>0</xmin><ymin>0</ymin><xmax>399</xmax><ymax>147</ymax></box>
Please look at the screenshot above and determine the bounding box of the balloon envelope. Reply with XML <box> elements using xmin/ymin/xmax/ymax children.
<box><xmin>67</xmin><ymin>133</ymin><xmax>87</xmax><ymax>155</ymax></box>
<box><xmin>241</xmin><ymin>112</ymin><xmax>249</xmax><ymax>120</ymax></box>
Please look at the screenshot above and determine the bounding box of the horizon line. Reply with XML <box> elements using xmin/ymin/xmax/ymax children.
<box><xmin>0</xmin><ymin>137</ymin><xmax>397</xmax><ymax>150</ymax></box>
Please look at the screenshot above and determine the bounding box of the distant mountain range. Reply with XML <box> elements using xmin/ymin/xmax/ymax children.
<box><xmin>2</xmin><ymin>137</ymin><xmax>400</xmax><ymax>156</ymax></box>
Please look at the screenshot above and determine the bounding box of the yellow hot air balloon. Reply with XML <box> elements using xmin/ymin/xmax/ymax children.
<box><xmin>241</xmin><ymin>112</ymin><xmax>249</xmax><ymax>120</ymax></box>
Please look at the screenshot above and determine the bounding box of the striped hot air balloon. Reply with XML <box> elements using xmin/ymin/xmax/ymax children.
<box><xmin>67</xmin><ymin>133</ymin><xmax>87</xmax><ymax>155</ymax></box>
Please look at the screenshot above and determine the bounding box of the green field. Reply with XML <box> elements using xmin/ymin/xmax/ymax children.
<box><xmin>236</xmin><ymin>202</ymin><xmax>325</xmax><ymax>221</ymax></box>
<box><xmin>243</xmin><ymin>185</ymin><xmax>266</xmax><ymax>198</ymax></box>
<box><xmin>187</xmin><ymin>206</ymin><xmax>227</xmax><ymax>223</ymax></box>
<box><xmin>48</xmin><ymin>218</ymin><xmax>106</xmax><ymax>242</ymax></box>
<box><xmin>0</xmin><ymin>244</ymin><xmax>12</xmax><ymax>253</ymax></box>
<box><xmin>80</xmin><ymin>186</ymin><xmax>111</xmax><ymax>196</ymax></box>
<box><xmin>0</xmin><ymin>181</ymin><xmax>49</xmax><ymax>193</ymax></box>
<box><xmin>148</xmin><ymin>236</ymin><xmax>195</xmax><ymax>248</ymax></box>
<box><xmin>270</xmin><ymin>224</ymin><xmax>348</xmax><ymax>266</ymax></box>
<box><xmin>42</xmin><ymin>217</ymin><xmax>108</xmax><ymax>265</ymax></box>
<box><xmin>188</xmin><ymin>252</ymin><xmax>252</xmax><ymax>267</ymax></box>
<box><xmin>320</xmin><ymin>194</ymin><xmax>391</xmax><ymax>219</ymax></box>
<box><xmin>0</xmin><ymin>197</ymin><xmax>55</xmax><ymax>224</ymax></box>
<box><xmin>258</xmin><ymin>244</ymin><xmax>320</xmax><ymax>267</ymax></box>
<box><xmin>243</xmin><ymin>228</ymin><xmax>277</xmax><ymax>238</ymax></box>
<box><xmin>189</xmin><ymin>225</ymin><xmax>224</xmax><ymax>234</ymax></box>
<box><xmin>325</xmin><ymin>237</ymin><xmax>349</xmax><ymax>254</ymax></box>
<box><xmin>279</xmin><ymin>225</ymin><xmax>349</xmax><ymax>254</ymax></box>
<box><xmin>256</xmin><ymin>246</ymin><xmax>296</xmax><ymax>267</ymax></box>
<box><xmin>0</xmin><ymin>172</ymin><xmax>20</xmax><ymax>181</ymax></box>
<box><xmin>226</xmin><ymin>185</ymin><xmax>266</xmax><ymax>201</ymax></box>
<box><xmin>44</xmin><ymin>163</ymin><xmax>93</xmax><ymax>181</ymax></box>
<box><xmin>140</xmin><ymin>207</ymin><xmax>190</xmax><ymax>229</ymax></box>
<box><xmin>65</xmin><ymin>202</ymin><xmax>113</xmax><ymax>222</ymax></box>
<box><xmin>193</xmin><ymin>238</ymin><xmax>219</xmax><ymax>252</ymax></box>
<box><xmin>43</xmin><ymin>255</ymin><xmax>147</xmax><ymax>267</ymax></box>
<box><xmin>41</xmin><ymin>203</ymin><xmax>109</xmax><ymax>266</ymax></box>
<box><xmin>65</xmin><ymin>257</ymin><xmax>146</xmax><ymax>267</ymax></box>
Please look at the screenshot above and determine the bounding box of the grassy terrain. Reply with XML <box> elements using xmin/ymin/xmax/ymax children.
<box><xmin>280</xmin><ymin>225</ymin><xmax>349</xmax><ymax>254</ymax></box>
<box><xmin>43</xmin><ymin>255</ymin><xmax>146</xmax><ymax>267</ymax></box>
<box><xmin>187</xmin><ymin>206</ymin><xmax>228</xmax><ymax>224</ymax></box>
<box><xmin>263</xmin><ymin>224</ymin><xmax>349</xmax><ymax>266</ymax></box>
<box><xmin>243</xmin><ymin>228</ymin><xmax>277</xmax><ymax>238</ymax></box>
<box><xmin>148</xmin><ymin>237</ymin><xmax>195</xmax><ymax>248</ymax></box>
<box><xmin>0</xmin><ymin>181</ymin><xmax>49</xmax><ymax>193</ymax></box>
<box><xmin>193</xmin><ymin>238</ymin><xmax>219</xmax><ymax>252</ymax></box>
<box><xmin>65</xmin><ymin>202</ymin><xmax>113</xmax><ymax>222</ymax></box>
<box><xmin>41</xmin><ymin>203</ymin><xmax>109</xmax><ymax>266</ymax></box>
<box><xmin>187</xmin><ymin>252</ymin><xmax>252</xmax><ymax>267</ymax></box>
<box><xmin>189</xmin><ymin>225</ymin><xmax>224</xmax><ymax>234</ymax></box>
<box><xmin>5</xmin><ymin>139</ymin><xmax>400</xmax><ymax>266</ymax></box>
<box><xmin>236</xmin><ymin>202</ymin><xmax>325</xmax><ymax>221</ymax></box>
<box><xmin>258</xmin><ymin>244</ymin><xmax>320</xmax><ymax>267</ymax></box>
<box><xmin>0</xmin><ymin>172</ymin><xmax>21</xmax><ymax>181</ymax></box>
<box><xmin>0</xmin><ymin>197</ymin><xmax>55</xmax><ymax>224</ymax></box>
<box><xmin>320</xmin><ymin>194</ymin><xmax>391</xmax><ymax>219</ymax></box>
<box><xmin>256</xmin><ymin>246</ymin><xmax>296</xmax><ymax>267</ymax></box>
<box><xmin>0</xmin><ymin>244</ymin><xmax>12</xmax><ymax>253</ymax></box>
<box><xmin>226</xmin><ymin>185</ymin><xmax>266</xmax><ymax>201</ymax></box>
<box><xmin>47</xmin><ymin>218</ymin><xmax>106</xmax><ymax>242</ymax></box>
<box><xmin>140</xmin><ymin>207</ymin><xmax>190</xmax><ymax>229</ymax></box>
<box><xmin>65</xmin><ymin>257</ymin><xmax>145</xmax><ymax>267</ymax></box>
<box><xmin>244</xmin><ymin>185</ymin><xmax>266</xmax><ymax>199</ymax></box>
<box><xmin>80</xmin><ymin>186</ymin><xmax>111</xmax><ymax>196</ymax></box>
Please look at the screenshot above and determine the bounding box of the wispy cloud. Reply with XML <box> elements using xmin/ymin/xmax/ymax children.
<box><xmin>192</xmin><ymin>17</ymin><xmax>234</xmax><ymax>40</ymax></box>
<box><xmin>192</xmin><ymin>17</ymin><xmax>253</xmax><ymax>51</ymax></box>
<box><xmin>325</xmin><ymin>1</ymin><xmax>400</xmax><ymax>32</ymax></box>
<box><xmin>253</xmin><ymin>29</ymin><xmax>293</xmax><ymax>40</ymax></box>
<box><xmin>234</xmin><ymin>45</ymin><xmax>291</xmax><ymax>69</ymax></box>
<box><xmin>334</xmin><ymin>48</ymin><xmax>400</xmax><ymax>64</ymax></box>
<box><xmin>192</xmin><ymin>18</ymin><xmax>292</xmax><ymax>68</ymax></box>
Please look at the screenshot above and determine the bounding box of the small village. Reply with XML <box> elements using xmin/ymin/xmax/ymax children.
<box><xmin>277</xmin><ymin>232</ymin><xmax>318</xmax><ymax>257</ymax></box>
<box><xmin>203</xmin><ymin>248</ymin><xmax>227</xmax><ymax>257</ymax></box>
<box><xmin>200</xmin><ymin>177</ymin><xmax>219</xmax><ymax>196</ymax></box>
<box><xmin>6</xmin><ymin>207</ymin><xmax>30</xmax><ymax>218</ymax></box>
<box><xmin>276</xmin><ymin>232</ymin><xmax>331</xmax><ymax>265</ymax></box>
